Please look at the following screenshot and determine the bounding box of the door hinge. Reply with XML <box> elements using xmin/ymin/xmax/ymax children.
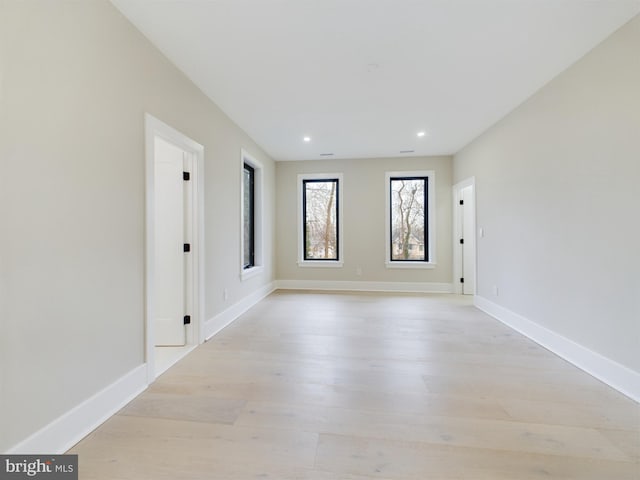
<box><xmin>183</xmin><ymin>315</ymin><xmax>191</xmax><ymax>325</ymax></box>
<box><xmin>183</xmin><ymin>171</ymin><xmax>190</xmax><ymax>181</ymax></box>
<box><xmin>460</xmin><ymin>277</ymin><xmax>464</xmax><ymax>283</ymax></box>
<box><xmin>459</xmin><ymin>199</ymin><xmax>464</xmax><ymax>205</ymax></box>
<box><xmin>183</xmin><ymin>243</ymin><xmax>191</xmax><ymax>253</ymax></box>
<box><xmin>459</xmin><ymin>238</ymin><xmax>464</xmax><ymax>244</ymax></box>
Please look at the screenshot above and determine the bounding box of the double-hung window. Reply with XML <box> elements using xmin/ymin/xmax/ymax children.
<box><xmin>385</xmin><ymin>171</ymin><xmax>436</xmax><ymax>268</ymax></box>
<box><xmin>298</xmin><ymin>173</ymin><xmax>343</xmax><ymax>266</ymax></box>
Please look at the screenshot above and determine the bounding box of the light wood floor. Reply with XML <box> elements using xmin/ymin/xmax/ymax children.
<box><xmin>70</xmin><ymin>291</ymin><xmax>640</xmax><ymax>479</ymax></box>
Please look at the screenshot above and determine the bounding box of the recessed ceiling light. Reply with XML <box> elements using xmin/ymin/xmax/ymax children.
<box><xmin>417</xmin><ymin>131</ymin><xmax>426</xmax><ymax>137</ymax></box>
<box><xmin>303</xmin><ymin>136</ymin><xmax>311</xmax><ymax>142</ymax></box>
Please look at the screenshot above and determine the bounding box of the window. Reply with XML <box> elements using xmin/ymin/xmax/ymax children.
<box><xmin>385</xmin><ymin>171</ymin><xmax>436</xmax><ymax>268</ymax></box>
<box><xmin>243</xmin><ymin>163</ymin><xmax>255</xmax><ymax>268</ymax></box>
<box><xmin>298</xmin><ymin>173</ymin><xmax>343</xmax><ymax>266</ymax></box>
<box><xmin>240</xmin><ymin>150</ymin><xmax>263</xmax><ymax>279</ymax></box>
<box><xmin>304</xmin><ymin>179</ymin><xmax>339</xmax><ymax>260</ymax></box>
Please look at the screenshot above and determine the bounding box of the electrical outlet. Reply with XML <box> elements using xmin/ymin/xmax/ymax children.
<box><xmin>493</xmin><ymin>285</ymin><xmax>499</xmax><ymax>296</ymax></box>
<box><xmin>356</xmin><ymin>266</ymin><xmax>362</xmax><ymax>276</ymax></box>
<box><xmin>223</xmin><ymin>288</ymin><xmax>228</xmax><ymax>301</ymax></box>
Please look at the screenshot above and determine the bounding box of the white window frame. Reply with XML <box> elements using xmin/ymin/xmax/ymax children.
<box><xmin>297</xmin><ymin>172</ymin><xmax>344</xmax><ymax>268</ymax></box>
<box><xmin>385</xmin><ymin>170</ymin><xmax>436</xmax><ymax>269</ymax></box>
<box><xmin>240</xmin><ymin>149</ymin><xmax>264</xmax><ymax>280</ymax></box>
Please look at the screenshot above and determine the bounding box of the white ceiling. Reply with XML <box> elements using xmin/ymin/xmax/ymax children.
<box><xmin>111</xmin><ymin>1</ymin><xmax>640</xmax><ymax>161</ymax></box>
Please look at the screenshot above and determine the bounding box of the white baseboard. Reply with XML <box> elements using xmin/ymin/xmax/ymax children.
<box><xmin>7</xmin><ymin>282</ymin><xmax>278</xmax><ymax>454</ymax></box>
<box><xmin>275</xmin><ymin>280</ymin><xmax>453</xmax><ymax>293</ymax></box>
<box><xmin>205</xmin><ymin>282</ymin><xmax>276</xmax><ymax>340</ymax></box>
<box><xmin>6</xmin><ymin>364</ymin><xmax>148</xmax><ymax>454</ymax></box>
<box><xmin>475</xmin><ymin>295</ymin><xmax>640</xmax><ymax>402</ymax></box>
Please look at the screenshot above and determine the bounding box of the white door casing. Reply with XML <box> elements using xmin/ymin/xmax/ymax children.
<box><xmin>145</xmin><ymin>113</ymin><xmax>205</xmax><ymax>382</ymax></box>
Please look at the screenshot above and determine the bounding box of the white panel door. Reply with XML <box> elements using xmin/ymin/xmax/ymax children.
<box><xmin>154</xmin><ymin>136</ymin><xmax>186</xmax><ymax>346</ymax></box>
<box><xmin>461</xmin><ymin>185</ymin><xmax>476</xmax><ymax>295</ymax></box>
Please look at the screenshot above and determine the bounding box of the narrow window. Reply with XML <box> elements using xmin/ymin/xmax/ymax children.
<box><xmin>303</xmin><ymin>178</ymin><xmax>339</xmax><ymax>261</ymax></box>
<box><xmin>243</xmin><ymin>163</ymin><xmax>255</xmax><ymax>269</ymax></box>
<box><xmin>389</xmin><ymin>176</ymin><xmax>428</xmax><ymax>262</ymax></box>
<box><xmin>240</xmin><ymin>150</ymin><xmax>264</xmax><ymax>279</ymax></box>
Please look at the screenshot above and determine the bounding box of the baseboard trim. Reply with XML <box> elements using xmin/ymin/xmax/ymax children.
<box><xmin>475</xmin><ymin>295</ymin><xmax>640</xmax><ymax>402</ymax></box>
<box><xmin>6</xmin><ymin>364</ymin><xmax>148</xmax><ymax>454</ymax></box>
<box><xmin>205</xmin><ymin>282</ymin><xmax>276</xmax><ymax>340</ymax></box>
<box><xmin>275</xmin><ymin>280</ymin><xmax>453</xmax><ymax>293</ymax></box>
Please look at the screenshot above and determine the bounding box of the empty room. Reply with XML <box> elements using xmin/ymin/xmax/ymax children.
<box><xmin>1</xmin><ymin>1</ymin><xmax>638</xmax><ymax>479</ymax></box>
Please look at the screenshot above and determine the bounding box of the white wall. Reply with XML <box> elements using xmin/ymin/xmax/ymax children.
<box><xmin>454</xmin><ymin>16</ymin><xmax>640</xmax><ymax>372</ymax></box>
<box><xmin>0</xmin><ymin>0</ymin><xmax>275</xmax><ymax>451</ymax></box>
<box><xmin>276</xmin><ymin>156</ymin><xmax>453</xmax><ymax>288</ymax></box>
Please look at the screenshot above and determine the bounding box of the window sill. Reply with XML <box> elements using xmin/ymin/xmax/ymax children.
<box><xmin>298</xmin><ymin>261</ymin><xmax>344</xmax><ymax>268</ymax></box>
<box><xmin>241</xmin><ymin>265</ymin><xmax>264</xmax><ymax>281</ymax></box>
<box><xmin>385</xmin><ymin>261</ymin><xmax>437</xmax><ymax>269</ymax></box>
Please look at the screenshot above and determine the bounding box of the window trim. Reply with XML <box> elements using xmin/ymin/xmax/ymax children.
<box><xmin>385</xmin><ymin>170</ymin><xmax>436</xmax><ymax>269</ymax></box>
<box><xmin>297</xmin><ymin>173</ymin><xmax>344</xmax><ymax>267</ymax></box>
<box><xmin>240</xmin><ymin>150</ymin><xmax>264</xmax><ymax>280</ymax></box>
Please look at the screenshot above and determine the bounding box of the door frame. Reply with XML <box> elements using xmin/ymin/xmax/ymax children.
<box><xmin>144</xmin><ymin>113</ymin><xmax>205</xmax><ymax>383</ymax></box>
<box><xmin>452</xmin><ymin>177</ymin><xmax>476</xmax><ymax>295</ymax></box>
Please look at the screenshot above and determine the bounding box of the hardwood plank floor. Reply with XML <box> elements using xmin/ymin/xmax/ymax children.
<box><xmin>69</xmin><ymin>291</ymin><xmax>640</xmax><ymax>479</ymax></box>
